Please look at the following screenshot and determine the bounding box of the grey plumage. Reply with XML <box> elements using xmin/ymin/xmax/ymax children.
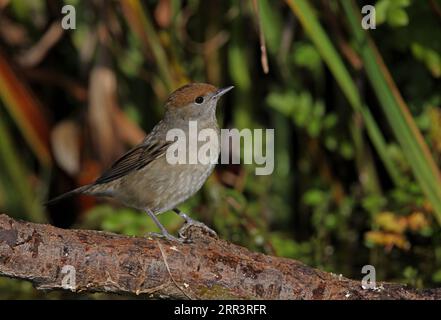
<box><xmin>46</xmin><ymin>84</ymin><xmax>232</xmax><ymax>216</ymax></box>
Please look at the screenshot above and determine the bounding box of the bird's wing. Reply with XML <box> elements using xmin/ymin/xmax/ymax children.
<box><xmin>94</xmin><ymin>138</ymin><xmax>173</xmax><ymax>185</ymax></box>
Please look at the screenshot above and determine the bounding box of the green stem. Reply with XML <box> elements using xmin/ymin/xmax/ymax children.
<box><xmin>341</xmin><ymin>0</ymin><xmax>441</xmax><ymax>224</ymax></box>
<box><xmin>285</xmin><ymin>0</ymin><xmax>403</xmax><ymax>186</ymax></box>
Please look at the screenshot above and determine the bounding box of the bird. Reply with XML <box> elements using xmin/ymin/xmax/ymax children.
<box><xmin>47</xmin><ymin>83</ymin><xmax>234</xmax><ymax>242</ymax></box>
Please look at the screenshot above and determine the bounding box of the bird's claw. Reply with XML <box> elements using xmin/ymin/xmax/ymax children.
<box><xmin>146</xmin><ymin>232</ymin><xmax>186</xmax><ymax>243</ymax></box>
<box><xmin>178</xmin><ymin>219</ymin><xmax>218</xmax><ymax>239</ymax></box>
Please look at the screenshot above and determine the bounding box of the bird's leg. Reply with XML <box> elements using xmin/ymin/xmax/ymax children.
<box><xmin>173</xmin><ymin>208</ymin><xmax>217</xmax><ymax>238</ymax></box>
<box><xmin>145</xmin><ymin>208</ymin><xmax>183</xmax><ymax>243</ymax></box>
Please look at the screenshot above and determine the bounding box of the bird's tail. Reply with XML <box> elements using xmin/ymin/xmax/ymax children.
<box><xmin>45</xmin><ymin>184</ymin><xmax>93</xmax><ymax>206</ymax></box>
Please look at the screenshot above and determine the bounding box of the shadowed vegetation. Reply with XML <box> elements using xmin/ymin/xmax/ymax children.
<box><xmin>0</xmin><ymin>0</ymin><xmax>441</xmax><ymax>298</ymax></box>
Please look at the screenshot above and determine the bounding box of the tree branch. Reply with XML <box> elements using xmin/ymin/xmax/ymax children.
<box><xmin>0</xmin><ymin>213</ymin><xmax>440</xmax><ymax>299</ymax></box>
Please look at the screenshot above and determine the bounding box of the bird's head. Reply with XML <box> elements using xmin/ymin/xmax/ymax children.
<box><xmin>164</xmin><ymin>83</ymin><xmax>233</xmax><ymax>122</ymax></box>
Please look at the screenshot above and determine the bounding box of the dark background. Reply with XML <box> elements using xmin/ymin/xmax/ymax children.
<box><xmin>0</xmin><ymin>0</ymin><xmax>441</xmax><ymax>298</ymax></box>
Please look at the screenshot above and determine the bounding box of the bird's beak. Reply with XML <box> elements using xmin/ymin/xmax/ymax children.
<box><xmin>214</xmin><ymin>86</ymin><xmax>234</xmax><ymax>98</ymax></box>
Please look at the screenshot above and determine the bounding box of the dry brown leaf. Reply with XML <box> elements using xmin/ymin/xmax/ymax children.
<box><xmin>375</xmin><ymin>211</ymin><xmax>407</xmax><ymax>234</ymax></box>
<box><xmin>51</xmin><ymin>119</ymin><xmax>81</xmax><ymax>176</ymax></box>
<box><xmin>154</xmin><ymin>0</ymin><xmax>172</xmax><ymax>28</ymax></box>
<box><xmin>16</xmin><ymin>21</ymin><xmax>64</xmax><ymax>67</ymax></box>
<box><xmin>365</xmin><ymin>231</ymin><xmax>410</xmax><ymax>250</ymax></box>
<box><xmin>407</xmin><ymin>212</ymin><xmax>430</xmax><ymax>232</ymax></box>
<box><xmin>88</xmin><ymin>64</ymin><xmax>124</xmax><ymax>167</ymax></box>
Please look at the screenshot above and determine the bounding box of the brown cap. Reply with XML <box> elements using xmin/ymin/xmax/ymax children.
<box><xmin>165</xmin><ymin>83</ymin><xmax>217</xmax><ymax>109</ymax></box>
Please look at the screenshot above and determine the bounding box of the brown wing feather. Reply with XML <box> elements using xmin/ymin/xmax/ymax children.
<box><xmin>94</xmin><ymin>140</ymin><xmax>172</xmax><ymax>185</ymax></box>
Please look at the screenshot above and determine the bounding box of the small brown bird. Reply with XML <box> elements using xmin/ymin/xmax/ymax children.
<box><xmin>47</xmin><ymin>83</ymin><xmax>233</xmax><ymax>242</ymax></box>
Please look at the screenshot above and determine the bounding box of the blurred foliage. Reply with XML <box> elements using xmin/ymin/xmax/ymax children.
<box><xmin>376</xmin><ymin>0</ymin><xmax>411</xmax><ymax>27</ymax></box>
<box><xmin>0</xmin><ymin>0</ymin><xmax>441</xmax><ymax>299</ymax></box>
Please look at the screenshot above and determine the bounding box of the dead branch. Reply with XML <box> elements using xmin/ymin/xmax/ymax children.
<box><xmin>0</xmin><ymin>213</ymin><xmax>440</xmax><ymax>299</ymax></box>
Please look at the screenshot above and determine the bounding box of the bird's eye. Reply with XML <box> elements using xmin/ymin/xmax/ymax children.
<box><xmin>195</xmin><ymin>96</ymin><xmax>204</xmax><ymax>104</ymax></box>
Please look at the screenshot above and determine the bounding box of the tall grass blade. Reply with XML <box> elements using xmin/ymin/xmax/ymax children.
<box><xmin>285</xmin><ymin>0</ymin><xmax>403</xmax><ymax>186</ymax></box>
<box><xmin>0</xmin><ymin>51</ymin><xmax>51</xmax><ymax>167</ymax></box>
<box><xmin>341</xmin><ymin>0</ymin><xmax>441</xmax><ymax>224</ymax></box>
<box><xmin>0</xmin><ymin>109</ymin><xmax>45</xmax><ymax>222</ymax></box>
<box><xmin>120</xmin><ymin>0</ymin><xmax>179</xmax><ymax>91</ymax></box>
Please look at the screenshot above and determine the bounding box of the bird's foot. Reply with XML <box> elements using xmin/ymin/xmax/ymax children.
<box><xmin>178</xmin><ymin>218</ymin><xmax>218</xmax><ymax>239</ymax></box>
<box><xmin>146</xmin><ymin>231</ymin><xmax>186</xmax><ymax>243</ymax></box>
<box><xmin>145</xmin><ymin>208</ymin><xmax>189</xmax><ymax>243</ymax></box>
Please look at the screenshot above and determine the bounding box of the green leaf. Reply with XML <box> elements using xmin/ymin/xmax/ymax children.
<box><xmin>228</xmin><ymin>45</ymin><xmax>251</xmax><ymax>91</ymax></box>
<box><xmin>292</xmin><ymin>42</ymin><xmax>322</xmax><ymax>75</ymax></box>
<box><xmin>303</xmin><ymin>189</ymin><xmax>326</xmax><ymax>206</ymax></box>
<box><xmin>411</xmin><ymin>43</ymin><xmax>441</xmax><ymax>78</ymax></box>
<box><xmin>387</xmin><ymin>8</ymin><xmax>409</xmax><ymax>27</ymax></box>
